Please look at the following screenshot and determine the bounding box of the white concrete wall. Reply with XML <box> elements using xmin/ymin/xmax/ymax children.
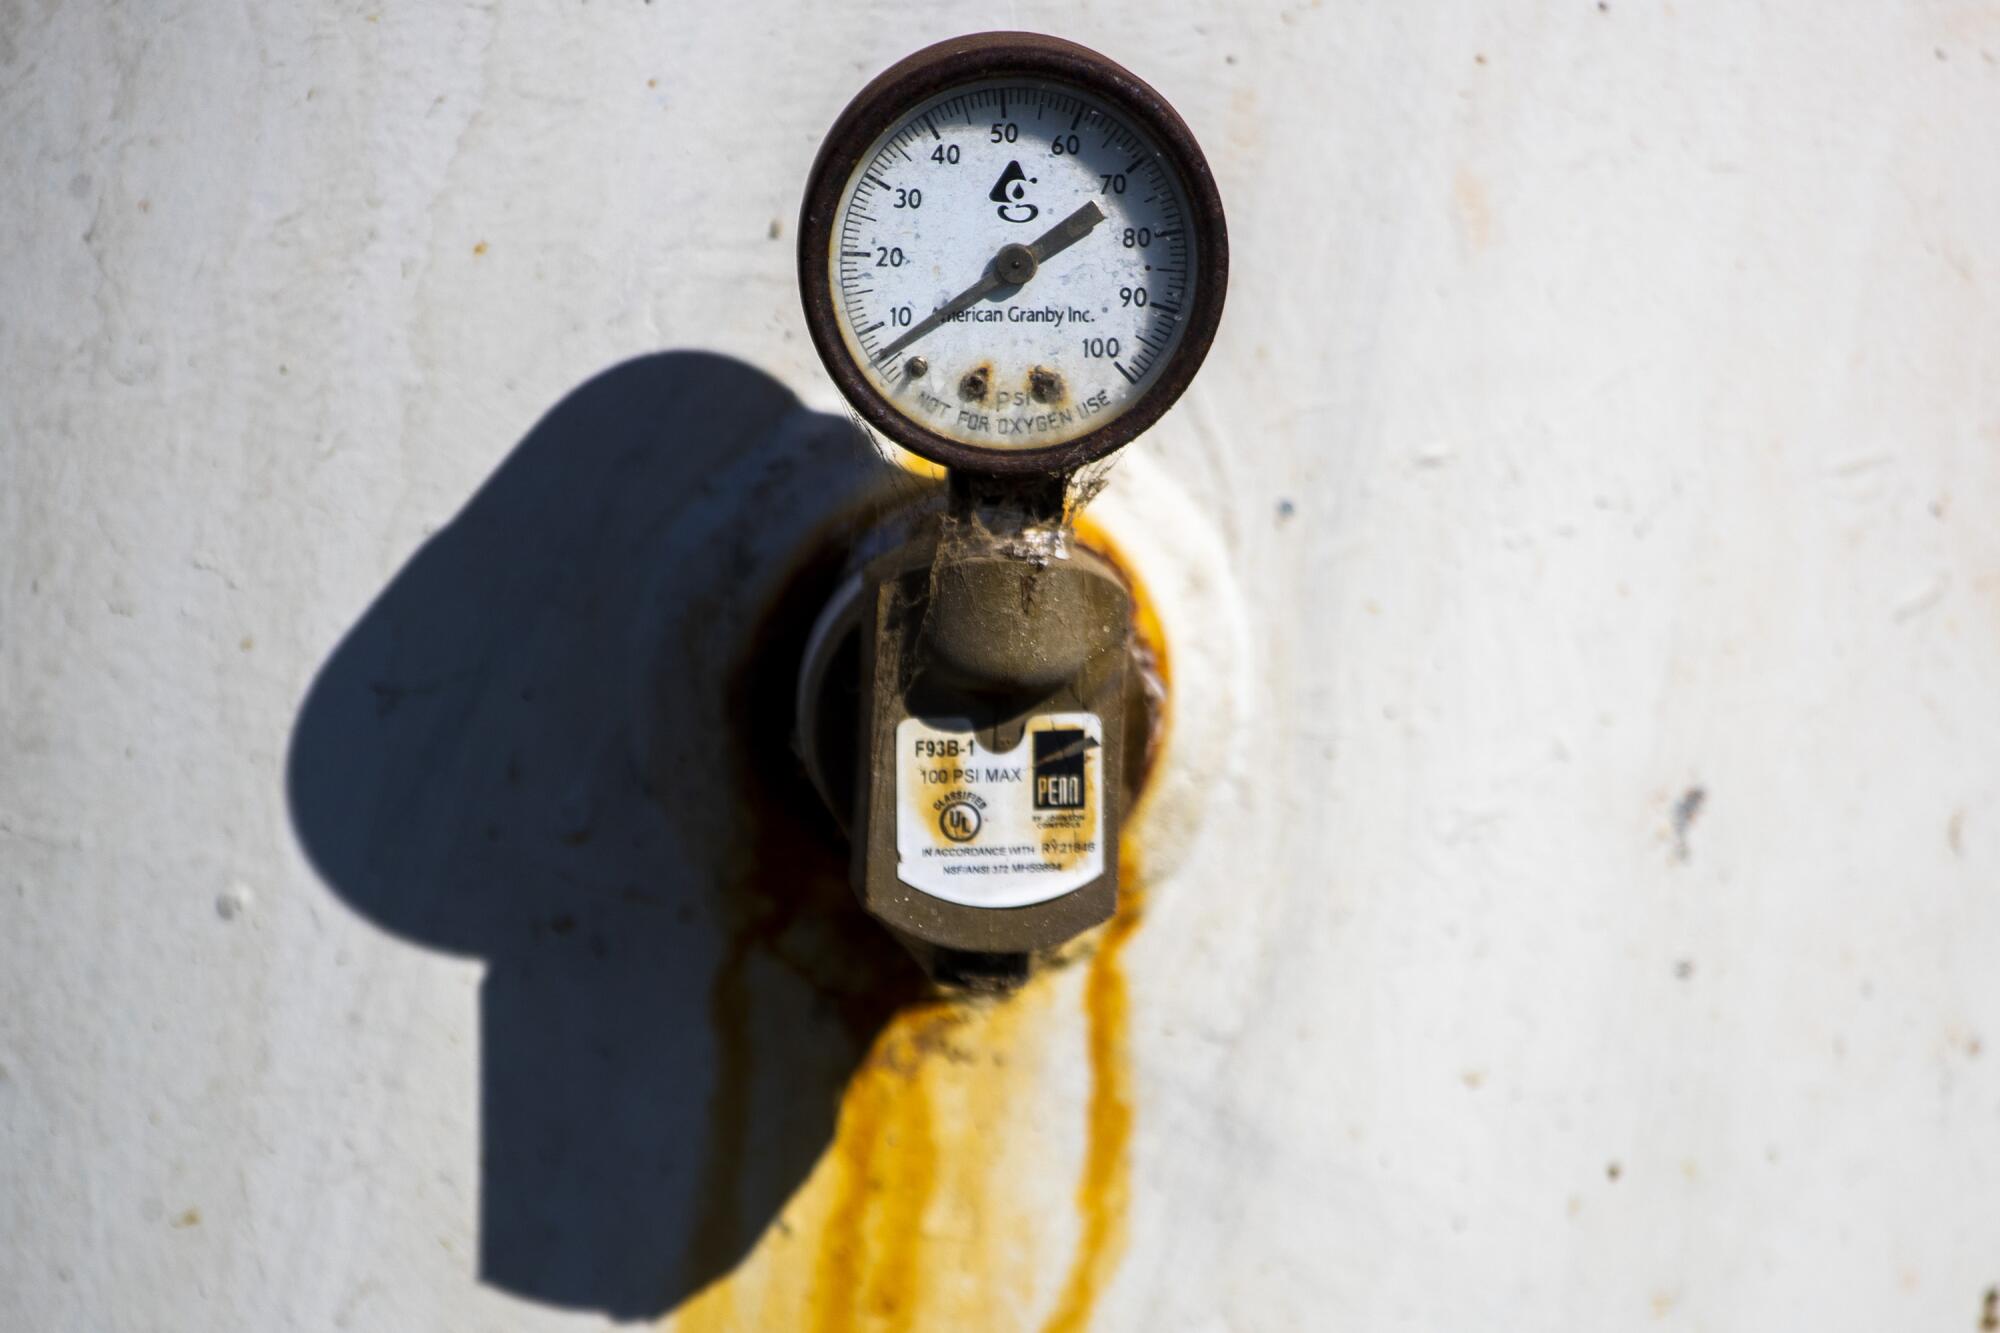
<box><xmin>4</xmin><ymin>2</ymin><xmax>1999</xmax><ymax>1329</ymax></box>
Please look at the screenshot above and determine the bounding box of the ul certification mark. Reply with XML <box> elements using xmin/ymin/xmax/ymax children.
<box><xmin>938</xmin><ymin>799</ymin><xmax>982</xmax><ymax>842</ymax></box>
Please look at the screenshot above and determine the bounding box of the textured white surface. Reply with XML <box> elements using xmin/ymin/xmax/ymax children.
<box><xmin>4</xmin><ymin>2</ymin><xmax>2000</xmax><ymax>1330</ymax></box>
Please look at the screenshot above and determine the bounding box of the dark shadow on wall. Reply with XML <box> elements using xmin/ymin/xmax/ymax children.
<box><xmin>286</xmin><ymin>352</ymin><xmax>934</xmax><ymax>1319</ymax></box>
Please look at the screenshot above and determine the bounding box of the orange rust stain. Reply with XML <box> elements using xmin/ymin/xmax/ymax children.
<box><xmin>1038</xmin><ymin>842</ymin><xmax>1144</xmax><ymax>1333</ymax></box>
<box><xmin>1051</xmin><ymin>513</ymin><xmax>1167</xmax><ymax>1333</ymax></box>
<box><xmin>813</xmin><ymin>1052</ymin><xmax>885</xmax><ymax>1333</ymax></box>
<box><xmin>1075</xmin><ymin>515</ymin><xmax>1172</xmax><ymax>695</ymax></box>
<box><xmin>676</xmin><ymin>1274</ymin><xmax>738</xmax><ymax>1332</ymax></box>
<box><xmin>812</xmin><ymin>1005</ymin><xmax>953</xmax><ymax>1333</ymax></box>
<box><xmin>1075</xmin><ymin>513</ymin><xmax>1174</xmax><ymax>797</ymax></box>
<box><xmin>674</xmin><ymin>878</ymin><xmax>1152</xmax><ymax>1333</ymax></box>
<box><xmin>678</xmin><ymin>987</ymin><xmax>1052</xmax><ymax>1330</ymax></box>
<box><xmin>862</xmin><ymin>1054</ymin><xmax>938</xmax><ymax>1327</ymax></box>
<box><xmin>888</xmin><ymin>452</ymin><xmax>949</xmax><ymax>482</ymax></box>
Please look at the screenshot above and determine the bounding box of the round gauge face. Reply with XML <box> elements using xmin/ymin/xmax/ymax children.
<box><xmin>799</xmin><ymin>36</ymin><xmax>1227</xmax><ymax>474</ymax></box>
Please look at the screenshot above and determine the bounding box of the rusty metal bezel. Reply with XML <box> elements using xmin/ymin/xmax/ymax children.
<box><xmin>798</xmin><ymin>32</ymin><xmax>1229</xmax><ymax>478</ymax></box>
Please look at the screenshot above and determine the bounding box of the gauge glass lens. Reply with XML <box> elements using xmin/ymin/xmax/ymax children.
<box><xmin>830</xmin><ymin>79</ymin><xmax>1197</xmax><ymax>452</ymax></box>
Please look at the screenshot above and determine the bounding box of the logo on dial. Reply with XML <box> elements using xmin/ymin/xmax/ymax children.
<box><xmin>989</xmin><ymin>161</ymin><xmax>1039</xmax><ymax>223</ymax></box>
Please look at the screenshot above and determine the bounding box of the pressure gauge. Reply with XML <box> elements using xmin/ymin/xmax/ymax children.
<box><xmin>799</xmin><ymin>33</ymin><xmax>1228</xmax><ymax>475</ymax></box>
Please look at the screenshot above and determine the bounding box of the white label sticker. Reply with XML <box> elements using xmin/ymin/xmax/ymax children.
<box><xmin>895</xmin><ymin>712</ymin><xmax>1105</xmax><ymax>909</ymax></box>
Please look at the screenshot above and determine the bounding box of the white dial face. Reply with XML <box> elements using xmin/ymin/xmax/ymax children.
<box><xmin>830</xmin><ymin>78</ymin><xmax>1197</xmax><ymax>452</ymax></box>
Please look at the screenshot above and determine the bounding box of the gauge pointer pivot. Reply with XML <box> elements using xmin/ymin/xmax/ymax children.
<box><xmin>874</xmin><ymin>201</ymin><xmax>1107</xmax><ymax>364</ymax></box>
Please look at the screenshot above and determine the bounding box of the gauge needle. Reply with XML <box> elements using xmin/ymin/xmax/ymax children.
<box><xmin>874</xmin><ymin>201</ymin><xmax>1107</xmax><ymax>364</ymax></box>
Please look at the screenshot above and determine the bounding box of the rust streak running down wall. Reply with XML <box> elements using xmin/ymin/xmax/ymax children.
<box><xmin>1039</xmin><ymin>843</ymin><xmax>1143</xmax><ymax>1333</ymax></box>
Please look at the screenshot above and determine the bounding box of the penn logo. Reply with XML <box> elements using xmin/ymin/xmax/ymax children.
<box><xmin>1032</xmin><ymin>728</ymin><xmax>1087</xmax><ymax>810</ymax></box>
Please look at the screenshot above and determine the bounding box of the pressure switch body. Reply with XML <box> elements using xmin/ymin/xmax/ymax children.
<box><xmin>848</xmin><ymin>523</ymin><xmax>1130</xmax><ymax>989</ymax></box>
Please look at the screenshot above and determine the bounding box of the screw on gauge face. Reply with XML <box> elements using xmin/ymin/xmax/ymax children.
<box><xmin>905</xmin><ymin>355</ymin><xmax>928</xmax><ymax>377</ymax></box>
<box><xmin>1029</xmin><ymin>366</ymin><xmax>1063</xmax><ymax>404</ymax></box>
<box><xmin>959</xmin><ymin>366</ymin><xmax>989</xmax><ymax>401</ymax></box>
<box><xmin>994</xmin><ymin>242</ymin><xmax>1038</xmax><ymax>287</ymax></box>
